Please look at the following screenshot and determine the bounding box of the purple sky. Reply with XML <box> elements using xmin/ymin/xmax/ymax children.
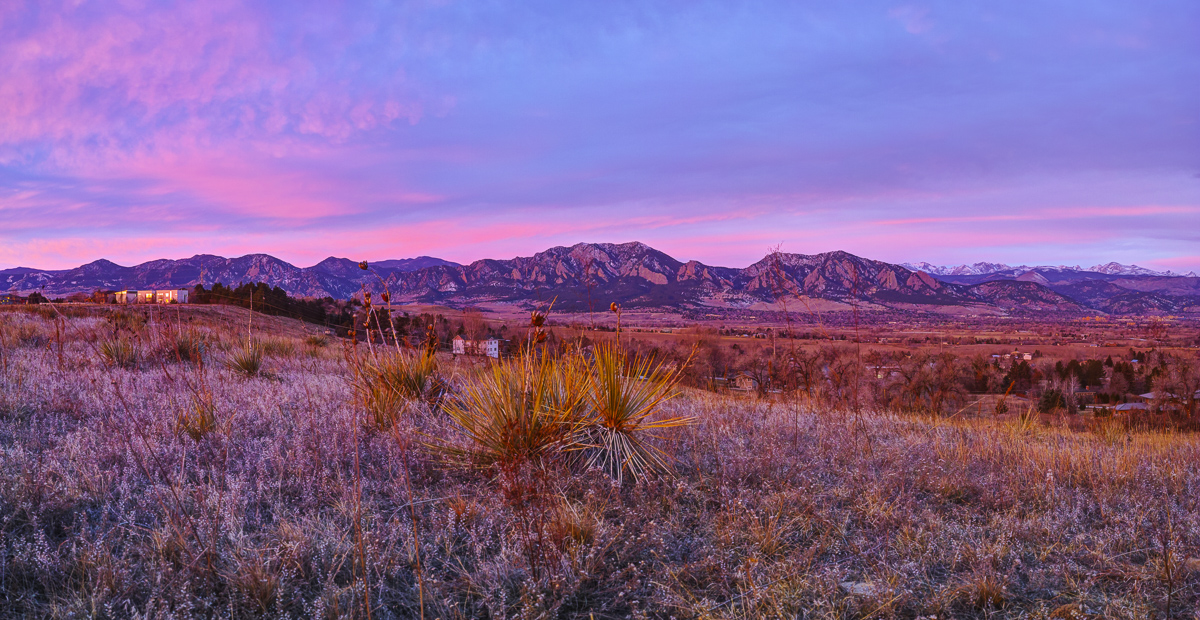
<box><xmin>2</xmin><ymin>1</ymin><xmax>1198</xmax><ymax>272</ymax></box>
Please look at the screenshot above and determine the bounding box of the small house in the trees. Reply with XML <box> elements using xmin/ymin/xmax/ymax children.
<box><xmin>452</xmin><ymin>335</ymin><xmax>501</xmax><ymax>358</ymax></box>
<box><xmin>731</xmin><ymin>372</ymin><xmax>760</xmax><ymax>391</ymax></box>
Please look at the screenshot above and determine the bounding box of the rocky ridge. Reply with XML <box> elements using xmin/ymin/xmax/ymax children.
<box><xmin>4</xmin><ymin>243</ymin><xmax>1198</xmax><ymax>316</ymax></box>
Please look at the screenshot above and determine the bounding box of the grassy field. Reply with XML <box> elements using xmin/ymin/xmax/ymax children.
<box><xmin>0</xmin><ymin>306</ymin><xmax>1197</xmax><ymax>618</ymax></box>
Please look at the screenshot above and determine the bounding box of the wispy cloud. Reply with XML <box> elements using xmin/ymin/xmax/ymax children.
<box><xmin>0</xmin><ymin>0</ymin><xmax>1197</xmax><ymax>271</ymax></box>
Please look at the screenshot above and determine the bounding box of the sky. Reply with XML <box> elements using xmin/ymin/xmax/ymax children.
<box><xmin>1</xmin><ymin>0</ymin><xmax>1198</xmax><ymax>272</ymax></box>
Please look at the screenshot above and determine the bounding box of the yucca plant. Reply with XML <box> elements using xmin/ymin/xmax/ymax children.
<box><xmin>575</xmin><ymin>343</ymin><xmax>692</xmax><ymax>483</ymax></box>
<box><xmin>548</xmin><ymin>352</ymin><xmax>591</xmax><ymax>423</ymax></box>
<box><xmin>440</xmin><ymin>351</ymin><xmax>586</xmax><ymax>472</ymax></box>
<box><xmin>99</xmin><ymin>336</ymin><xmax>140</xmax><ymax>370</ymax></box>
<box><xmin>225</xmin><ymin>344</ymin><xmax>264</xmax><ymax>377</ymax></box>
<box><xmin>168</xmin><ymin>330</ymin><xmax>205</xmax><ymax>363</ymax></box>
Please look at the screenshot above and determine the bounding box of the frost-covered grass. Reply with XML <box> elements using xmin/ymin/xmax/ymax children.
<box><xmin>0</xmin><ymin>307</ymin><xmax>1197</xmax><ymax>618</ymax></box>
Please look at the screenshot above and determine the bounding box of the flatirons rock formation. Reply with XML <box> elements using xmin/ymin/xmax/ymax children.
<box><xmin>4</xmin><ymin>242</ymin><xmax>1198</xmax><ymax>316</ymax></box>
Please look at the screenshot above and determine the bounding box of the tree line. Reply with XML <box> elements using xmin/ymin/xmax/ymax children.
<box><xmin>191</xmin><ymin>283</ymin><xmax>357</xmax><ymax>333</ymax></box>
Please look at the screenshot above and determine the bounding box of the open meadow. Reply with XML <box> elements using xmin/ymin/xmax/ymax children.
<box><xmin>1</xmin><ymin>305</ymin><xmax>1198</xmax><ymax>618</ymax></box>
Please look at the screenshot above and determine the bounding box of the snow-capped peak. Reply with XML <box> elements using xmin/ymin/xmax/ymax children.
<box><xmin>905</xmin><ymin>260</ymin><xmax>1194</xmax><ymax>278</ymax></box>
<box><xmin>1087</xmin><ymin>262</ymin><xmax>1168</xmax><ymax>276</ymax></box>
<box><xmin>901</xmin><ymin>261</ymin><xmax>1027</xmax><ymax>276</ymax></box>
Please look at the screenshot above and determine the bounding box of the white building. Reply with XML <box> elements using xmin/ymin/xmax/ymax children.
<box><xmin>452</xmin><ymin>335</ymin><xmax>501</xmax><ymax>358</ymax></box>
<box><xmin>114</xmin><ymin>289</ymin><xmax>189</xmax><ymax>304</ymax></box>
<box><xmin>155</xmin><ymin>289</ymin><xmax>189</xmax><ymax>304</ymax></box>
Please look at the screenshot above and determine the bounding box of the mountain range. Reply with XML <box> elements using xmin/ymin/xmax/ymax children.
<box><xmin>4</xmin><ymin>243</ymin><xmax>1199</xmax><ymax>316</ymax></box>
<box><xmin>1</xmin><ymin>255</ymin><xmax>458</xmax><ymax>301</ymax></box>
<box><xmin>902</xmin><ymin>260</ymin><xmax>1198</xmax><ymax>278</ymax></box>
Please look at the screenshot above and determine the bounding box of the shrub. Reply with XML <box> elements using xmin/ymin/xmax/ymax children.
<box><xmin>166</xmin><ymin>330</ymin><xmax>205</xmax><ymax>363</ymax></box>
<box><xmin>225</xmin><ymin>344</ymin><xmax>264</xmax><ymax>377</ymax></box>
<box><xmin>99</xmin><ymin>336</ymin><xmax>140</xmax><ymax>369</ymax></box>
<box><xmin>440</xmin><ymin>351</ymin><xmax>585</xmax><ymax>472</ymax></box>
<box><xmin>304</xmin><ymin>334</ymin><xmax>330</xmax><ymax>348</ymax></box>
<box><xmin>574</xmin><ymin>343</ymin><xmax>691</xmax><ymax>482</ymax></box>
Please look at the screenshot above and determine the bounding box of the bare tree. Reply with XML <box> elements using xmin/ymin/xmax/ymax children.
<box><xmin>463</xmin><ymin>309</ymin><xmax>488</xmax><ymax>342</ymax></box>
<box><xmin>1159</xmin><ymin>352</ymin><xmax>1200</xmax><ymax>422</ymax></box>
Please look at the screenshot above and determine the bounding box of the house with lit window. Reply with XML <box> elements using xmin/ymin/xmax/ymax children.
<box><xmin>155</xmin><ymin>289</ymin><xmax>189</xmax><ymax>304</ymax></box>
<box><xmin>114</xmin><ymin>289</ymin><xmax>189</xmax><ymax>304</ymax></box>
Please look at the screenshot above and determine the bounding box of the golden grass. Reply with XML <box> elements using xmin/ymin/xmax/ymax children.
<box><xmin>0</xmin><ymin>307</ymin><xmax>1196</xmax><ymax>618</ymax></box>
<box><xmin>175</xmin><ymin>388</ymin><xmax>218</xmax><ymax>442</ymax></box>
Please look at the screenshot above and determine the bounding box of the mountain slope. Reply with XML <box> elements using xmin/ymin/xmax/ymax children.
<box><xmin>5</xmin><ymin>243</ymin><xmax>1196</xmax><ymax>316</ymax></box>
<box><xmin>907</xmin><ymin>260</ymin><xmax>1197</xmax><ymax>279</ymax></box>
<box><xmin>1</xmin><ymin>254</ymin><xmax>459</xmax><ymax>300</ymax></box>
<box><xmin>927</xmin><ymin>267</ymin><xmax>1200</xmax><ymax>315</ymax></box>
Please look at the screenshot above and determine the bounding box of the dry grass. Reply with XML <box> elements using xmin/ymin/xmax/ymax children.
<box><xmin>355</xmin><ymin>348</ymin><xmax>442</xmax><ymax>430</ymax></box>
<box><xmin>0</xmin><ymin>307</ymin><xmax>1197</xmax><ymax>618</ymax></box>
<box><xmin>175</xmin><ymin>386</ymin><xmax>219</xmax><ymax>442</ymax></box>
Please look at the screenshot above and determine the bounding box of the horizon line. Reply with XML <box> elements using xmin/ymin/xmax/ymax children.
<box><xmin>3</xmin><ymin>241</ymin><xmax>1195</xmax><ymax>277</ymax></box>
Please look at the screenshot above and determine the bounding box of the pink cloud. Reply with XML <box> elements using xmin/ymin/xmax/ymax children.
<box><xmin>888</xmin><ymin>5</ymin><xmax>934</xmax><ymax>35</ymax></box>
<box><xmin>1</xmin><ymin>2</ymin><xmax>1196</xmax><ymax>275</ymax></box>
<box><xmin>122</xmin><ymin>151</ymin><xmax>443</xmax><ymax>221</ymax></box>
<box><xmin>0</xmin><ymin>1</ymin><xmax>428</xmax><ymax>172</ymax></box>
<box><xmin>1144</xmin><ymin>256</ymin><xmax>1200</xmax><ymax>271</ymax></box>
<box><xmin>872</xmin><ymin>205</ymin><xmax>1200</xmax><ymax>227</ymax></box>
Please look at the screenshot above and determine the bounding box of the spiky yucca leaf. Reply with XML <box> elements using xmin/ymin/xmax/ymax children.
<box><xmin>577</xmin><ymin>343</ymin><xmax>692</xmax><ymax>482</ymax></box>
<box><xmin>99</xmin><ymin>336</ymin><xmax>140</xmax><ymax>370</ymax></box>
<box><xmin>168</xmin><ymin>330</ymin><xmax>205</xmax><ymax>363</ymax></box>
<box><xmin>359</xmin><ymin>371</ymin><xmax>408</xmax><ymax>430</ymax></box>
<box><xmin>225</xmin><ymin>344</ymin><xmax>263</xmax><ymax>377</ymax></box>
<box><xmin>440</xmin><ymin>352</ymin><xmax>586</xmax><ymax>471</ymax></box>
